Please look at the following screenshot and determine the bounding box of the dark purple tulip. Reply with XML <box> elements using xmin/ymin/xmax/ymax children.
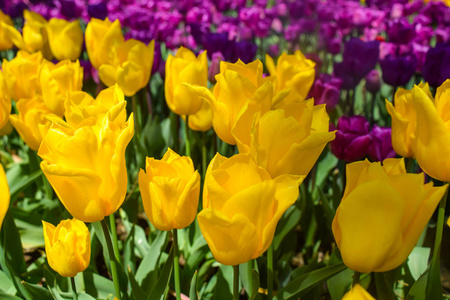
<box><xmin>87</xmin><ymin>2</ymin><xmax>108</xmax><ymax>20</ymax></box>
<box><xmin>365</xmin><ymin>69</ymin><xmax>381</xmax><ymax>94</ymax></box>
<box><xmin>330</xmin><ymin>116</ymin><xmax>372</xmax><ymax>163</ymax></box>
<box><xmin>334</xmin><ymin>38</ymin><xmax>380</xmax><ymax>90</ymax></box>
<box><xmin>151</xmin><ymin>42</ymin><xmax>162</xmax><ymax>75</ymax></box>
<box><xmin>368</xmin><ymin>125</ymin><xmax>396</xmax><ymax>162</ymax></box>
<box><xmin>57</xmin><ymin>0</ymin><xmax>84</xmax><ymax>19</ymax></box>
<box><xmin>309</xmin><ymin>73</ymin><xmax>342</xmax><ymax>111</ymax></box>
<box><xmin>423</xmin><ymin>43</ymin><xmax>450</xmax><ymax>88</ymax></box>
<box><xmin>231</xmin><ymin>40</ymin><xmax>257</xmax><ymax>63</ymax></box>
<box><xmin>208</xmin><ymin>51</ymin><xmax>224</xmax><ymax>83</ymax></box>
<box><xmin>380</xmin><ymin>54</ymin><xmax>417</xmax><ymax>87</ymax></box>
<box><xmin>1</xmin><ymin>0</ymin><xmax>28</xmax><ymax>18</ymax></box>
<box><xmin>388</xmin><ymin>18</ymin><xmax>415</xmax><ymax>45</ymax></box>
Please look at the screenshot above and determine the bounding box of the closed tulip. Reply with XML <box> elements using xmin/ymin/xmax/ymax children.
<box><xmin>342</xmin><ymin>284</ymin><xmax>375</xmax><ymax>300</ymax></box>
<box><xmin>0</xmin><ymin>71</ymin><xmax>11</xmax><ymax>132</ymax></box>
<box><xmin>198</xmin><ymin>153</ymin><xmax>303</xmax><ymax>265</ymax></box>
<box><xmin>2</xmin><ymin>10</ymin><xmax>52</xmax><ymax>59</ymax></box>
<box><xmin>85</xmin><ymin>18</ymin><xmax>124</xmax><ymax>70</ymax></box>
<box><xmin>42</xmin><ymin>218</ymin><xmax>90</xmax><ymax>277</ymax></box>
<box><xmin>39</xmin><ymin>59</ymin><xmax>83</xmax><ymax>117</ymax></box>
<box><xmin>165</xmin><ymin>47</ymin><xmax>208</xmax><ymax>116</ymax></box>
<box><xmin>38</xmin><ymin>90</ymin><xmax>134</xmax><ymax>223</ymax></box>
<box><xmin>9</xmin><ymin>96</ymin><xmax>58</xmax><ymax>151</ymax></box>
<box><xmin>139</xmin><ymin>148</ymin><xmax>200</xmax><ymax>231</ymax></box>
<box><xmin>46</xmin><ymin>18</ymin><xmax>83</xmax><ymax>61</ymax></box>
<box><xmin>266</xmin><ymin>50</ymin><xmax>316</xmax><ymax>108</ymax></box>
<box><xmin>185</xmin><ymin>59</ymin><xmax>272</xmax><ymax>145</ymax></box>
<box><xmin>234</xmin><ymin>100</ymin><xmax>335</xmax><ymax>178</ymax></box>
<box><xmin>385</xmin><ymin>83</ymin><xmax>431</xmax><ymax>158</ymax></box>
<box><xmin>332</xmin><ymin>158</ymin><xmax>447</xmax><ymax>273</ymax></box>
<box><xmin>0</xmin><ymin>164</ymin><xmax>9</xmax><ymax>231</ymax></box>
<box><xmin>98</xmin><ymin>39</ymin><xmax>155</xmax><ymax>96</ymax></box>
<box><xmin>411</xmin><ymin>80</ymin><xmax>450</xmax><ymax>182</ymax></box>
<box><xmin>0</xmin><ymin>10</ymin><xmax>14</xmax><ymax>51</ymax></box>
<box><xmin>2</xmin><ymin>50</ymin><xmax>43</xmax><ymax>101</ymax></box>
<box><xmin>185</xmin><ymin>99</ymin><xmax>213</xmax><ymax>132</ymax></box>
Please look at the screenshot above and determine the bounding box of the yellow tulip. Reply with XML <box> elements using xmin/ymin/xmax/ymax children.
<box><xmin>39</xmin><ymin>59</ymin><xmax>83</xmax><ymax>117</ymax></box>
<box><xmin>234</xmin><ymin>99</ymin><xmax>335</xmax><ymax>178</ymax></box>
<box><xmin>9</xmin><ymin>96</ymin><xmax>59</xmax><ymax>151</ymax></box>
<box><xmin>0</xmin><ymin>10</ymin><xmax>14</xmax><ymax>51</ymax></box>
<box><xmin>0</xmin><ymin>70</ymin><xmax>11</xmax><ymax>132</ymax></box>
<box><xmin>0</xmin><ymin>164</ymin><xmax>9</xmax><ymax>231</ymax></box>
<box><xmin>185</xmin><ymin>99</ymin><xmax>213</xmax><ymax>132</ymax></box>
<box><xmin>42</xmin><ymin>218</ymin><xmax>90</xmax><ymax>277</ymax></box>
<box><xmin>198</xmin><ymin>153</ymin><xmax>303</xmax><ymax>265</ymax></box>
<box><xmin>412</xmin><ymin>79</ymin><xmax>450</xmax><ymax>183</ymax></box>
<box><xmin>98</xmin><ymin>39</ymin><xmax>155</xmax><ymax>96</ymax></box>
<box><xmin>85</xmin><ymin>18</ymin><xmax>124</xmax><ymax>70</ymax></box>
<box><xmin>332</xmin><ymin>158</ymin><xmax>447</xmax><ymax>273</ymax></box>
<box><xmin>38</xmin><ymin>90</ymin><xmax>134</xmax><ymax>223</ymax></box>
<box><xmin>165</xmin><ymin>47</ymin><xmax>207</xmax><ymax>115</ymax></box>
<box><xmin>2</xmin><ymin>50</ymin><xmax>43</xmax><ymax>101</ymax></box>
<box><xmin>139</xmin><ymin>148</ymin><xmax>200</xmax><ymax>231</ymax></box>
<box><xmin>342</xmin><ymin>284</ymin><xmax>375</xmax><ymax>300</ymax></box>
<box><xmin>2</xmin><ymin>10</ymin><xmax>52</xmax><ymax>59</ymax></box>
<box><xmin>184</xmin><ymin>59</ymin><xmax>272</xmax><ymax>145</ymax></box>
<box><xmin>266</xmin><ymin>50</ymin><xmax>315</xmax><ymax>108</ymax></box>
<box><xmin>385</xmin><ymin>82</ymin><xmax>431</xmax><ymax>158</ymax></box>
<box><xmin>46</xmin><ymin>18</ymin><xmax>83</xmax><ymax>61</ymax></box>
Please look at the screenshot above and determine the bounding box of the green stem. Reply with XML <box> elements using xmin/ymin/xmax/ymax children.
<box><xmin>184</xmin><ymin>115</ymin><xmax>191</xmax><ymax>157</ymax></box>
<box><xmin>71</xmin><ymin>277</ymin><xmax>78</xmax><ymax>300</ymax></box>
<box><xmin>100</xmin><ymin>219</ymin><xmax>121</xmax><ymax>300</ymax></box>
<box><xmin>173</xmin><ymin>230</ymin><xmax>181</xmax><ymax>300</ymax></box>
<box><xmin>132</xmin><ymin>94</ymin><xmax>141</xmax><ymax>140</ymax></box>
<box><xmin>233</xmin><ymin>265</ymin><xmax>240</xmax><ymax>300</ymax></box>
<box><xmin>109</xmin><ymin>214</ymin><xmax>121</xmax><ymax>263</ymax></box>
<box><xmin>352</xmin><ymin>271</ymin><xmax>361</xmax><ymax>286</ymax></box>
<box><xmin>202</xmin><ymin>132</ymin><xmax>207</xmax><ymax>179</ymax></box>
<box><xmin>267</xmin><ymin>244</ymin><xmax>273</xmax><ymax>300</ymax></box>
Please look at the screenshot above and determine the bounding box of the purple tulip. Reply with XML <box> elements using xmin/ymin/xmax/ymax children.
<box><xmin>423</xmin><ymin>43</ymin><xmax>450</xmax><ymax>88</ymax></box>
<box><xmin>309</xmin><ymin>73</ymin><xmax>342</xmax><ymax>111</ymax></box>
<box><xmin>365</xmin><ymin>69</ymin><xmax>381</xmax><ymax>94</ymax></box>
<box><xmin>334</xmin><ymin>38</ymin><xmax>380</xmax><ymax>90</ymax></box>
<box><xmin>330</xmin><ymin>116</ymin><xmax>372</xmax><ymax>163</ymax></box>
<box><xmin>87</xmin><ymin>1</ymin><xmax>108</xmax><ymax>20</ymax></box>
<box><xmin>208</xmin><ymin>51</ymin><xmax>224</xmax><ymax>84</ymax></box>
<box><xmin>368</xmin><ymin>125</ymin><xmax>396</xmax><ymax>162</ymax></box>
<box><xmin>380</xmin><ymin>54</ymin><xmax>418</xmax><ymax>87</ymax></box>
<box><xmin>388</xmin><ymin>18</ymin><xmax>415</xmax><ymax>45</ymax></box>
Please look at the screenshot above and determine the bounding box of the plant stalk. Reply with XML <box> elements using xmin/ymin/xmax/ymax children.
<box><xmin>100</xmin><ymin>219</ymin><xmax>121</xmax><ymax>299</ymax></box>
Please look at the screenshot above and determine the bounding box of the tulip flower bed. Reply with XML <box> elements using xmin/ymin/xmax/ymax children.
<box><xmin>1</xmin><ymin>0</ymin><xmax>450</xmax><ymax>300</ymax></box>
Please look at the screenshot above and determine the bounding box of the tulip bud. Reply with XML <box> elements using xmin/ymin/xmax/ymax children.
<box><xmin>139</xmin><ymin>148</ymin><xmax>200</xmax><ymax>231</ymax></box>
<box><xmin>208</xmin><ymin>51</ymin><xmax>224</xmax><ymax>84</ymax></box>
<box><xmin>342</xmin><ymin>284</ymin><xmax>375</xmax><ymax>300</ymax></box>
<box><xmin>198</xmin><ymin>153</ymin><xmax>303</xmax><ymax>265</ymax></box>
<box><xmin>365</xmin><ymin>69</ymin><xmax>381</xmax><ymax>94</ymax></box>
<box><xmin>0</xmin><ymin>10</ymin><xmax>14</xmax><ymax>51</ymax></box>
<box><xmin>332</xmin><ymin>158</ymin><xmax>448</xmax><ymax>273</ymax></box>
<box><xmin>309</xmin><ymin>73</ymin><xmax>342</xmax><ymax>111</ymax></box>
<box><xmin>42</xmin><ymin>219</ymin><xmax>90</xmax><ymax>277</ymax></box>
<box><xmin>46</xmin><ymin>18</ymin><xmax>83</xmax><ymax>61</ymax></box>
<box><xmin>367</xmin><ymin>125</ymin><xmax>396</xmax><ymax>162</ymax></box>
<box><xmin>0</xmin><ymin>164</ymin><xmax>9</xmax><ymax>231</ymax></box>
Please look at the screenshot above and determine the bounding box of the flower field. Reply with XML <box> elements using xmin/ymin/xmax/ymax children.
<box><xmin>0</xmin><ymin>0</ymin><xmax>450</xmax><ymax>299</ymax></box>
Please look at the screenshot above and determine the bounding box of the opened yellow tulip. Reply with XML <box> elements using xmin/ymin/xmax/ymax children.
<box><xmin>98</xmin><ymin>39</ymin><xmax>155</xmax><ymax>96</ymax></box>
<box><xmin>412</xmin><ymin>80</ymin><xmax>450</xmax><ymax>183</ymax></box>
<box><xmin>342</xmin><ymin>284</ymin><xmax>375</xmax><ymax>300</ymax></box>
<box><xmin>0</xmin><ymin>71</ymin><xmax>11</xmax><ymax>132</ymax></box>
<box><xmin>332</xmin><ymin>158</ymin><xmax>447</xmax><ymax>273</ymax></box>
<box><xmin>38</xmin><ymin>89</ymin><xmax>134</xmax><ymax>222</ymax></box>
<box><xmin>85</xmin><ymin>18</ymin><xmax>124</xmax><ymax>69</ymax></box>
<box><xmin>0</xmin><ymin>10</ymin><xmax>14</xmax><ymax>51</ymax></box>
<box><xmin>0</xmin><ymin>164</ymin><xmax>9</xmax><ymax>231</ymax></box>
<box><xmin>165</xmin><ymin>47</ymin><xmax>207</xmax><ymax>115</ymax></box>
<box><xmin>139</xmin><ymin>148</ymin><xmax>200</xmax><ymax>231</ymax></box>
<box><xmin>184</xmin><ymin>59</ymin><xmax>272</xmax><ymax>144</ymax></box>
<box><xmin>266</xmin><ymin>50</ymin><xmax>315</xmax><ymax>108</ymax></box>
<box><xmin>40</xmin><ymin>59</ymin><xmax>83</xmax><ymax>117</ymax></box>
<box><xmin>2</xmin><ymin>10</ymin><xmax>52</xmax><ymax>58</ymax></box>
<box><xmin>2</xmin><ymin>50</ymin><xmax>43</xmax><ymax>101</ymax></box>
<box><xmin>46</xmin><ymin>18</ymin><xmax>83</xmax><ymax>61</ymax></box>
<box><xmin>234</xmin><ymin>99</ymin><xmax>335</xmax><ymax>178</ymax></box>
<box><xmin>42</xmin><ymin>218</ymin><xmax>90</xmax><ymax>277</ymax></box>
<box><xmin>385</xmin><ymin>83</ymin><xmax>431</xmax><ymax>158</ymax></box>
<box><xmin>198</xmin><ymin>153</ymin><xmax>303</xmax><ymax>265</ymax></box>
<box><xmin>9</xmin><ymin>96</ymin><xmax>59</xmax><ymax>151</ymax></box>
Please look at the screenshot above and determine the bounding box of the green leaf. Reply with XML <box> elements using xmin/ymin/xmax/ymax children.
<box><xmin>147</xmin><ymin>246</ymin><xmax>174</xmax><ymax>300</ymax></box>
<box><xmin>91</xmin><ymin>222</ymin><xmax>111</xmax><ymax>272</ymax></box>
<box><xmin>136</xmin><ymin>230</ymin><xmax>167</xmax><ymax>286</ymax></box>
<box><xmin>213</xmin><ymin>265</ymin><xmax>234</xmax><ymax>300</ymax></box>
<box><xmin>240</xmin><ymin>261</ymin><xmax>253</xmax><ymax>298</ymax></box>
<box><xmin>273</xmin><ymin>206</ymin><xmax>301</xmax><ymax>251</ymax></box>
<box><xmin>374</xmin><ymin>272</ymin><xmax>397</xmax><ymax>300</ymax></box>
<box><xmin>0</xmin><ymin>270</ymin><xmax>17</xmax><ymax>294</ymax></box>
<box><xmin>21</xmin><ymin>281</ymin><xmax>53</xmax><ymax>300</ymax></box>
<box><xmin>189</xmin><ymin>270</ymin><xmax>199</xmax><ymax>300</ymax></box>
<box><xmin>128</xmin><ymin>266</ymin><xmax>147</xmax><ymax>300</ymax></box>
<box><xmin>124</xmin><ymin>224</ymin><xmax>137</xmax><ymax>274</ymax></box>
<box><xmin>0</xmin><ymin>291</ymin><xmax>22</xmax><ymax>300</ymax></box>
<box><xmin>6</xmin><ymin>164</ymin><xmax>42</xmax><ymax>199</ymax></box>
<box><xmin>83</xmin><ymin>271</ymin><xmax>115</xmax><ymax>299</ymax></box>
<box><xmin>406</xmin><ymin>269</ymin><xmax>428</xmax><ymax>300</ymax></box>
<box><xmin>327</xmin><ymin>268</ymin><xmax>352</xmax><ymax>300</ymax></box>
<box><xmin>274</xmin><ymin>263</ymin><xmax>347</xmax><ymax>300</ymax></box>
<box><xmin>250</xmin><ymin>269</ymin><xmax>260</xmax><ymax>300</ymax></box>
<box><xmin>408</xmin><ymin>247</ymin><xmax>431</xmax><ymax>281</ymax></box>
